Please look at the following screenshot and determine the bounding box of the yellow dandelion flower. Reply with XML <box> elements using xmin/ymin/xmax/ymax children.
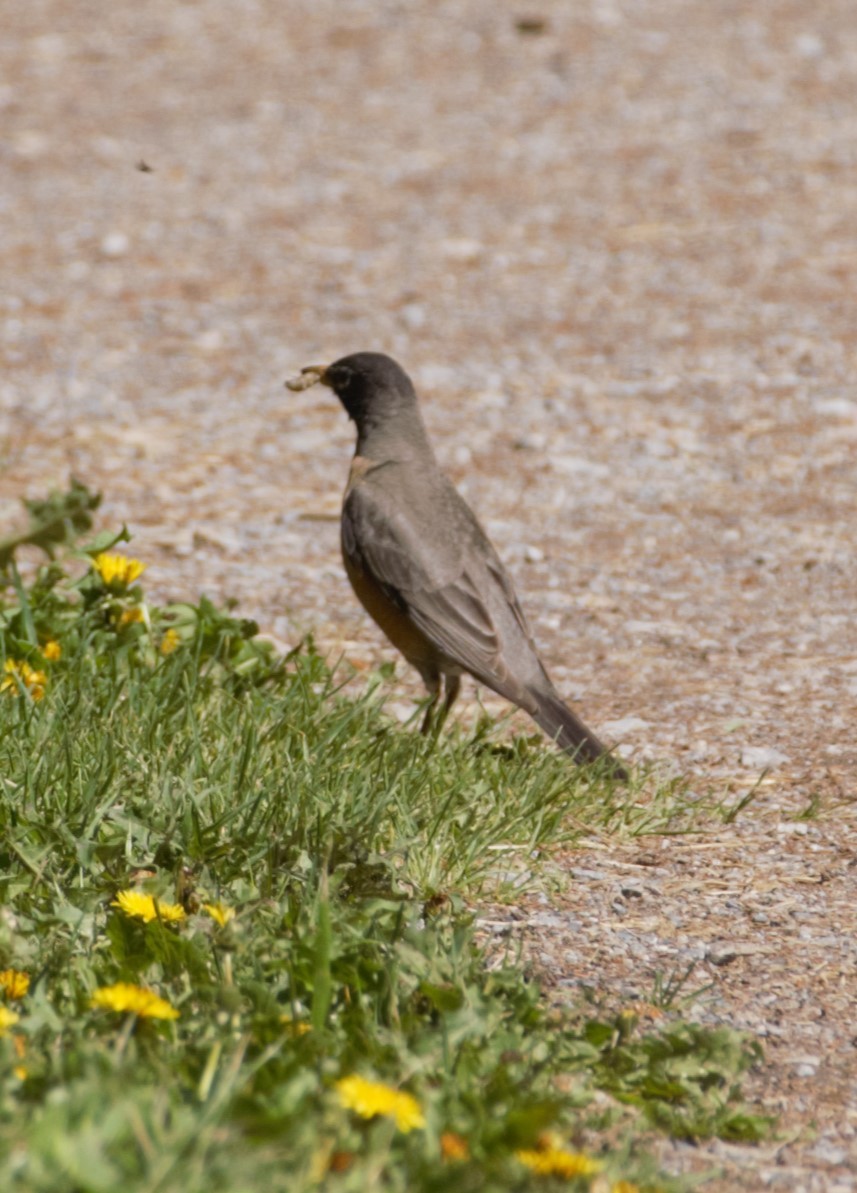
<box><xmin>91</xmin><ymin>982</ymin><xmax>179</xmax><ymax>1020</ymax></box>
<box><xmin>515</xmin><ymin>1147</ymin><xmax>602</xmax><ymax>1178</ymax></box>
<box><xmin>1</xmin><ymin>659</ymin><xmax>47</xmax><ymax>701</ymax></box>
<box><xmin>93</xmin><ymin>553</ymin><xmax>146</xmax><ymax>589</ymax></box>
<box><xmin>335</xmin><ymin>1075</ymin><xmax>425</xmax><ymax>1133</ymax></box>
<box><xmin>612</xmin><ymin>1183</ymin><xmax>641</xmax><ymax>1193</ymax></box>
<box><xmin>160</xmin><ymin>629</ymin><xmax>181</xmax><ymax>655</ymax></box>
<box><xmin>279</xmin><ymin>1013</ymin><xmax>311</xmax><ymax>1036</ymax></box>
<box><xmin>203</xmin><ymin>902</ymin><xmax>235</xmax><ymax>927</ymax></box>
<box><xmin>0</xmin><ymin>969</ymin><xmax>30</xmax><ymax>1000</ymax></box>
<box><xmin>117</xmin><ymin>606</ymin><xmax>146</xmax><ymax>628</ymax></box>
<box><xmin>440</xmin><ymin>1132</ymin><xmax>469</xmax><ymax>1162</ymax></box>
<box><xmin>13</xmin><ymin>1033</ymin><xmax>27</xmax><ymax>1080</ymax></box>
<box><xmin>0</xmin><ymin>1006</ymin><xmax>21</xmax><ymax>1034</ymax></box>
<box><xmin>111</xmin><ymin>889</ymin><xmax>186</xmax><ymax>924</ymax></box>
<box><xmin>619</xmin><ymin>1002</ymin><xmax>663</xmax><ymax>1022</ymax></box>
<box><xmin>41</xmin><ymin>640</ymin><xmax>62</xmax><ymax>661</ymax></box>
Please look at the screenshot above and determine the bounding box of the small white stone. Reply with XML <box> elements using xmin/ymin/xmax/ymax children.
<box><xmin>13</xmin><ymin>130</ymin><xmax>49</xmax><ymax>159</ymax></box>
<box><xmin>600</xmin><ymin>716</ymin><xmax>650</xmax><ymax>739</ymax></box>
<box><xmin>100</xmin><ymin>231</ymin><xmax>130</xmax><ymax>258</ymax></box>
<box><xmin>708</xmin><ymin>944</ymin><xmax>737</xmax><ymax>966</ymax></box>
<box><xmin>776</xmin><ymin>822</ymin><xmax>808</xmax><ymax>835</ymax></box>
<box><xmin>740</xmin><ymin>745</ymin><xmax>790</xmax><ymax>768</ymax></box>
<box><xmin>401</xmin><ymin>303</ymin><xmax>425</xmax><ymax>329</ymax></box>
<box><xmin>195</xmin><ymin>329</ymin><xmax>223</xmax><ymax>352</ymax></box>
<box><xmin>440</xmin><ymin>238</ymin><xmax>483</xmax><ymax>263</ymax></box>
<box><xmin>814</xmin><ymin>397</ymin><xmax>857</xmax><ymax>418</ymax></box>
<box><xmin>794</xmin><ymin>32</ymin><xmax>824</xmax><ymax>58</ymax></box>
<box><xmin>514</xmin><ymin>432</ymin><xmax>547</xmax><ymax>451</ymax></box>
<box><xmin>550</xmin><ymin>455</ymin><xmax>610</xmax><ymax>479</ymax></box>
<box><xmin>32</xmin><ymin>34</ymin><xmax>67</xmax><ymax>62</ymax></box>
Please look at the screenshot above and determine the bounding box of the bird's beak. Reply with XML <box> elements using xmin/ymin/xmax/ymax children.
<box><xmin>284</xmin><ymin>364</ymin><xmax>330</xmax><ymax>392</ymax></box>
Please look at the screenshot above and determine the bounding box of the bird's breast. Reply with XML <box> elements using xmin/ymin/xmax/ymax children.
<box><xmin>345</xmin><ymin>454</ymin><xmax>382</xmax><ymax>498</ymax></box>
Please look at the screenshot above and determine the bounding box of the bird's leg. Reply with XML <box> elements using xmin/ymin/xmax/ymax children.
<box><xmin>437</xmin><ymin>673</ymin><xmax>461</xmax><ymax>730</ymax></box>
<box><xmin>421</xmin><ymin>673</ymin><xmax>461</xmax><ymax>736</ymax></box>
<box><xmin>419</xmin><ymin>674</ymin><xmax>441</xmax><ymax>735</ymax></box>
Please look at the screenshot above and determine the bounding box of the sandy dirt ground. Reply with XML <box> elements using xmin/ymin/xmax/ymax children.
<box><xmin>2</xmin><ymin>1</ymin><xmax>856</xmax><ymax>1187</ymax></box>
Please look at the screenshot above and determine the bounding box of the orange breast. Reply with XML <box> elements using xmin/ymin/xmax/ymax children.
<box><xmin>342</xmin><ymin>552</ymin><xmax>439</xmax><ymax>674</ymax></box>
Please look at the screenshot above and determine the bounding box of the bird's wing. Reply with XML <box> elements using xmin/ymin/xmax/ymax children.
<box><xmin>342</xmin><ymin>480</ymin><xmax>512</xmax><ymax>678</ymax></box>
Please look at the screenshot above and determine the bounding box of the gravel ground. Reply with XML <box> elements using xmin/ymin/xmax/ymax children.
<box><xmin>2</xmin><ymin>1</ymin><xmax>856</xmax><ymax>1187</ymax></box>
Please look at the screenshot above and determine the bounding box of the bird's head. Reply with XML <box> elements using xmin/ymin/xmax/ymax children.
<box><xmin>286</xmin><ymin>352</ymin><xmax>418</xmax><ymax>432</ymax></box>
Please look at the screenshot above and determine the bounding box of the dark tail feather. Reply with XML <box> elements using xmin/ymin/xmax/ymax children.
<box><xmin>529</xmin><ymin>688</ymin><xmax>629</xmax><ymax>781</ymax></box>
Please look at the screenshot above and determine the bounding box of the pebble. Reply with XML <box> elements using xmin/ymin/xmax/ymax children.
<box><xmin>599</xmin><ymin>716</ymin><xmax>650</xmax><ymax>739</ymax></box>
<box><xmin>708</xmin><ymin>944</ymin><xmax>738</xmax><ymax>967</ymax></box>
<box><xmin>740</xmin><ymin>746</ymin><xmax>791</xmax><ymax>769</ymax></box>
<box><xmin>100</xmin><ymin>230</ymin><xmax>130</xmax><ymax>257</ymax></box>
<box><xmin>814</xmin><ymin>397</ymin><xmax>857</xmax><ymax>418</ymax></box>
<box><xmin>194</xmin><ymin>329</ymin><xmax>224</xmax><ymax>352</ymax></box>
<box><xmin>13</xmin><ymin>129</ymin><xmax>50</xmax><ymax>158</ymax></box>
<box><xmin>526</xmin><ymin>912</ymin><xmax>567</xmax><ymax>930</ymax></box>
<box><xmin>808</xmin><ymin>1140</ymin><xmax>849</xmax><ymax>1166</ymax></box>
<box><xmin>400</xmin><ymin>303</ymin><xmax>426</xmax><ymax>329</ymax></box>
<box><xmin>794</xmin><ymin>32</ymin><xmax>825</xmax><ymax>59</ymax></box>
<box><xmin>439</xmin><ymin>238</ymin><xmax>483</xmax><ymax>263</ymax></box>
<box><xmin>514</xmin><ymin>432</ymin><xmax>548</xmax><ymax>451</ymax></box>
<box><xmin>549</xmin><ymin>455</ymin><xmax>610</xmax><ymax>479</ymax></box>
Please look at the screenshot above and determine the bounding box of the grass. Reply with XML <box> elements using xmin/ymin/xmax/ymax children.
<box><xmin>0</xmin><ymin>484</ymin><xmax>772</xmax><ymax>1192</ymax></box>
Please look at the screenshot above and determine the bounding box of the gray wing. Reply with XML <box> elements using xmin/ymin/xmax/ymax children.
<box><xmin>342</xmin><ymin>474</ymin><xmax>544</xmax><ymax>694</ymax></box>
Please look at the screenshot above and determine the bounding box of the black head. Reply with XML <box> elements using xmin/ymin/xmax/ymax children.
<box><xmin>320</xmin><ymin>352</ymin><xmax>418</xmax><ymax>429</ymax></box>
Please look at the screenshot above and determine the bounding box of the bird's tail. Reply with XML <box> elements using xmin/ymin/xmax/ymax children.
<box><xmin>528</xmin><ymin>687</ymin><xmax>629</xmax><ymax>781</ymax></box>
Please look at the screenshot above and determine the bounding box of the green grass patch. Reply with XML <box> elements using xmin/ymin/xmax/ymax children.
<box><xmin>0</xmin><ymin>485</ymin><xmax>772</xmax><ymax>1191</ymax></box>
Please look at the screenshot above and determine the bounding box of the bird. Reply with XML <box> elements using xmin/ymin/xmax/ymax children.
<box><xmin>286</xmin><ymin>351</ymin><xmax>628</xmax><ymax>779</ymax></box>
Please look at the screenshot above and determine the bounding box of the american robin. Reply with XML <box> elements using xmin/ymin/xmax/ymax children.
<box><xmin>287</xmin><ymin>351</ymin><xmax>627</xmax><ymax>778</ymax></box>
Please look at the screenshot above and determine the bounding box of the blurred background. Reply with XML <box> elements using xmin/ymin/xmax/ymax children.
<box><xmin>2</xmin><ymin>0</ymin><xmax>856</xmax><ymax>783</ymax></box>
